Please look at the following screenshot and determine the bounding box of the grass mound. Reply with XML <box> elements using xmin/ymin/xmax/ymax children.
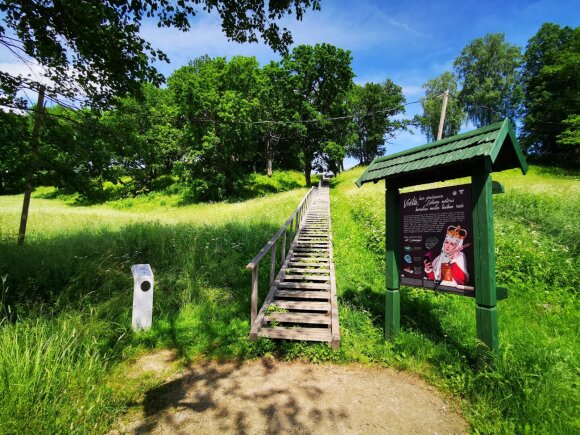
<box><xmin>0</xmin><ymin>165</ymin><xmax>578</xmax><ymax>432</ymax></box>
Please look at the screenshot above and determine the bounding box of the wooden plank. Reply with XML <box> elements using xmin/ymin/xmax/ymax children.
<box><xmin>282</xmin><ymin>275</ymin><xmax>330</xmax><ymax>282</ymax></box>
<box><xmin>270</xmin><ymin>300</ymin><xmax>331</xmax><ymax>311</ymax></box>
<box><xmin>279</xmin><ymin>282</ymin><xmax>331</xmax><ymax>290</ymax></box>
<box><xmin>258</xmin><ymin>326</ymin><xmax>332</xmax><ymax>342</ymax></box>
<box><xmin>297</xmin><ymin>240</ymin><xmax>329</xmax><ymax>244</ymax></box>
<box><xmin>291</xmin><ymin>252</ymin><xmax>329</xmax><ymax>258</ymax></box>
<box><xmin>275</xmin><ymin>290</ymin><xmax>330</xmax><ymax>299</ymax></box>
<box><xmin>264</xmin><ymin>312</ymin><xmax>330</xmax><ymax>325</ymax></box>
<box><xmin>288</xmin><ymin>262</ymin><xmax>330</xmax><ymax>267</ymax></box>
<box><xmin>285</xmin><ymin>268</ymin><xmax>330</xmax><ymax>274</ymax></box>
<box><xmin>290</xmin><ymin>257</ymin><xmax>329</xmax><ymax>263</ymax></box>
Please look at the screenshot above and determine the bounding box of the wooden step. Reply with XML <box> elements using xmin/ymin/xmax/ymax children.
<box><xmin>264</xmin><ymin>312</ymin><xmax>330</xmax><ymax>325</ymax></box>
<box><xmin>258</xmin><ymin>326</ymin><xmax>331</xmax><ymax>341</ymax></box>
<box><xmin>288</xmin><ymin>262</ymin><xmax>330</xmax><ymax>267</ymax></box>
<box><xmin>270</xmin><ymin>300</ymin><xmax>331</xmax><ymax>311</ymax></box>
<box><xmin>285</xmin><ymin>268</ymin><xmax>330</xmax><ymax>274</ymax></box>
<box><xmin>275</xmin><ymin>290</ymin><xmax>330</xmax><ymax>299</ymax></box>
<box><xmin>279</xmin><ymin>282</ymin><xmax>331</xmax><ymax>290</ymax></box>
<box><xmin>282</xmin><ymin>275</ymin><xmax>330</xmax><ymax>282</ymax></box>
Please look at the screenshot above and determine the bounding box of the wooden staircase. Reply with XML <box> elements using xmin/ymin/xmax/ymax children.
<box><xmin>247</xmin><ymin>184</ymin><xmax>340</xmax><ymax>349</ymax></box>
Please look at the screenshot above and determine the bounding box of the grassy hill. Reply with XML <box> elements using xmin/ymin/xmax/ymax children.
<box><xmin>0</xmin><ymin>166</ymin><xmax>578</xmax><ymax>433</ymax></box>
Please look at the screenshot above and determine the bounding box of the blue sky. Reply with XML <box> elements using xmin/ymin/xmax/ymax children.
<box><xmin>1</xmin><ymin>0</ymin><xmax>578</xmax><ymax>166</ymax></box>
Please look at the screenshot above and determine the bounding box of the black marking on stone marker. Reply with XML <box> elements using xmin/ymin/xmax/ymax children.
<box><xmin>141</xmin><ymin>280</ymin><xmax>151</xmax><ymax>292</ymax></box>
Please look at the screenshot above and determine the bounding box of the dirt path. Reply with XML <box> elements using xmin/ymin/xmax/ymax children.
<box><xmin>111</xmin><ymin>351</ymin><xmax>468</xmax><ymax>434</ymax></box>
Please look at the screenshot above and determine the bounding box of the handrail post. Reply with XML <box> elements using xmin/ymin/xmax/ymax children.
<box><xmin>270</xmin><ymin>240</ymin><xmax>277</xmax><ymax>287</ymax></box>
<box><xmin>251</xmin><ymin>265</ymin><xmax>258</xmax><ymax>325</ymax></box>
<box><xmin>281</xmin><ymin>229</ymin><xmax>287</xmax><ymax>263</ymax></box>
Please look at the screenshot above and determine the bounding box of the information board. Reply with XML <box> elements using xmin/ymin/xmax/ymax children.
<box><xmin>399</xmin><ymin>184</ymin><xmax>475</xmax><ymax>296</ymax></box>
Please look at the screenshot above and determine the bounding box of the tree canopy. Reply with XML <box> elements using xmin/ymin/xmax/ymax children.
<box><xmin>0</xmin><ymin>0</ymin><xmax>321</xmax><ymax>108</ymax></box>
<box><xmin>454</xmin><ymin>33</ymin><xmax>523</xmax><ymax>128</ymax></box>
<box><xmin>520</xmin><ymin>23</ymin><xmax>580</xmax><ymax>164</ymax></box>
<box><xmin>347</xmin><ymin>81</ymin><xmax>406</xmax><ymax>165</ymax></box>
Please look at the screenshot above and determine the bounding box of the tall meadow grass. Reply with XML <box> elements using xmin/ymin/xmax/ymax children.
<box><xmin>0</xmin><ymin>166</ymin><xmax>578</xmax><ymax>432</ymax></box>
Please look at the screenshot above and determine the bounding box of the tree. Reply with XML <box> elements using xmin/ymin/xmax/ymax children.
<box><xmin>100</xmin><ymin>84</ymin><xmax>181</xmax><ymax>195</ymax></box>
<box><xmin>348</xmin><ymin>80</ymin><xmax>406</xmax><ymax>165</ymax></box>
<box><xmin>281</xmin><ymin>43</ymin><xmax>354</xmax><ymax>185</ymax></box>
<box><xmin>414</xmin><ymin>72</ymin><xmax>465</xmax><ymax>142</ymax></box>
<box><xmin>454</xmin><ymin>33</ymin><xmax>523</xmax><ymax>127</ymax></box>
<box><xmin>520</xmin><ymin>23</ymin><xmax>580</xmax><ymax>164</ymax></box>
<box><xmin>168</xmin><ymin>56</ymin><xmax>263</xmax><ymax>200</ymax></box>
<box><xmin>256</xmin><ymin>62</ymin><xmax>301</xmax><ymax>176</ymax></box>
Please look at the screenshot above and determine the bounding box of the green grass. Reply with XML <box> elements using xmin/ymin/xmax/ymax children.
<box><xmin>0</xmin><ymin>165</ymin><xmax>578</xmax><ymax>433</ymax></box>
<box><xmin>328</xmin><ymin>165</ymin><xmax>579</xmax><ymax>433</ymax></box>
<box><xmin>0</xmin><ymin>181</ymin><xmax>307</xmax><ymax>433</ymax></box>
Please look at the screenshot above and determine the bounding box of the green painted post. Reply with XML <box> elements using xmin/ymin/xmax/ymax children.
<box><xmin>385</xmin><ymin>182</ymin><xmax>401</xmax><ymax>339</ymax></box>
<box><xmin>471</xmin><ymin>160</ymin><xmax>499</xmax><ymax>357</ymax></box>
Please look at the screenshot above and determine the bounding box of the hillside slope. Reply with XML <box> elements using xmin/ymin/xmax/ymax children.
<box><xmin>330</xmin><ymin>165</ymin><xmax>579</xmax><ymax>433</ymax></box>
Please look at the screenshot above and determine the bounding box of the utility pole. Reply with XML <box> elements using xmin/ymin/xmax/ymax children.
<box><xmin>18</xmin><ymin>85</ymin><xmax>45</xmax><ymax>246</ymax></box>
<box><xmin>436</xmin><ymin>89</ymin><xmax>449</xmax><ymax>141</ymax></box>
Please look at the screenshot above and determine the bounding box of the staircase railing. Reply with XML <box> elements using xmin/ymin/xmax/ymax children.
<box><xmin>246</xmin><ymin>187</ymin><xmax>317</xmax><ymax>325</ymax></box>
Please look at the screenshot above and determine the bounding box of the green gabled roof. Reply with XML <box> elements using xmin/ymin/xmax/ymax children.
<box><xmin>355</xmin><ymin>118</ymin><xmax>528</xmax><ymax>188</ymax></box>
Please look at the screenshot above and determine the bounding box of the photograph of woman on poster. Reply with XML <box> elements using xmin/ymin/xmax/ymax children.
<box><xmin>424</xmin><ymin>225</ymin><xmax>469</xmax><ymax>286</ymax></box>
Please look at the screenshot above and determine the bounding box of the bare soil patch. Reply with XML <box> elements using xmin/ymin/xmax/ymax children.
<box><xmin>111</xmin><ymin>352</ymin><xmax>468</xmax><ymax>434</ymax></box>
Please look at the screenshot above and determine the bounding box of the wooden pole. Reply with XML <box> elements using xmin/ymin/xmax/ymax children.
<box><xmin>472</xmin><ymin>160</ymin><xmax>499</xmax><ymax>358</ymax></box>
<box><xmin>385</xmin><ymin>182</ymin><xmax>401</xmax><ymax>338</ymax></box>
<box><xmin>251</xmin><ymin>265</ymin><xmax>259</xmax><ymax>325</ymax></box>
<box><xmin>18</xmin><ymin>85</ymin><xmax>45</xmax><ymax>246</ymax></box>
<box><xmin>270</xmin><ymin>240</ymin><xmax>277</xmax><ymax>287</ymax></box>
<box><xmin>281</xmin><ymin>229</ymin><xmax>287</xmax><ymax>263</ymax></box>
<box><xmin>436</xmin><ymin>89</ymin><xmax>449</xmax><ymax>141</ymax></box>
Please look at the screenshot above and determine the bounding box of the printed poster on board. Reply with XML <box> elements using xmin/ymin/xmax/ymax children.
<box><xmin>399</xmin><ymin>184</ymin><xmax>475</xmax><ymax>296</ymax></box>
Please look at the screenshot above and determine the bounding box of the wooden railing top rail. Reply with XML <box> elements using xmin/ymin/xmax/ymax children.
<box><xmin>246</xmin><ymin>187</ymin><xmax>315</xmax><ymax>270</ymax></box>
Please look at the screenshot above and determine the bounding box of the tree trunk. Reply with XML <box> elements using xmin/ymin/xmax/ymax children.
<box><xmin>18</xmin><ymin>85</ymin><xmax>45</xmax><ymax>246</ymax></box>
<box><xmin>304</xmin><ymin>158</ymin><xmax>312</xmax><ymax>186</ymax></box>
<box><xmin>266</xmin><ymin>137</ymin><xmax>273</xmax><ymax>177</ymax></box>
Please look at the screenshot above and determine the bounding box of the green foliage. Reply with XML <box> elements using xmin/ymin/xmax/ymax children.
<box><xmin>454</xmin><ymin>33</ymin><xmax>523</xmax><ymax>127</ymax></box>
<box><xmin>521</xmin><ymin>23</ymin><xmax>580</xmax><ymax>165</ymax></box>
<box><xmin>347</xmin><ymin>80</ymin><xmax>407</xmax><ymax>164</ymax></box>
<box><xmin>0</xmin><ymin>111</ymin><xmax>29</xmax><ymax>193</ymax></box>
<box><xmin>0</xmin><ymin>0</ymin><xmax>320</xmax><ymax>108</ymax></box>
<box><xmin>282</xmin><ymin>43</ymin><xmax>355</xmax><ymax>183</ymax></box>
<box><xmin>0</xmin><ymin>313</ymin><xmax>121</xmax><ymax>433</ymax></box>
<box><xmin>415</xmin><ymin>72</ymin><xmax>465</xmax><ymax>142</ymax></box>
<box><xmin>557</xmin><ymin>114</ymin><xmax>580</xmax><ymax>147</ymax></box>
<box><xmin>168</xmin><ymin>56</ymin><xmax>263</xmax><ymax>200</ymax></box>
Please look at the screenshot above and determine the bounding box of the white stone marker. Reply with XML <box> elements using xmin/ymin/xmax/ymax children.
<box><xmin>131</xmin><ymin>264</ymin><xmax>154</xmax><ymax>331</ymax></box>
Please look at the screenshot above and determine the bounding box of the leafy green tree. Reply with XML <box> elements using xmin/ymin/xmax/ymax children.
<box><xmin>520</xmin><ymin>23</ymin><xmax>580</xmax><ymax>164</ymax></box>
<box><xmin>320</xmin><ymin>141</ymin><xmax>346</xmax><ymax>174</ymax></box>
<box><xmin>348</xmin><ymin>80</ymin><xmax>407</xmax><ymax>165</ymax></box>
<box><xmin>101</xmin><ymin>84</ymin><xmax>180</xmax><ymax>195</ymax></box>
<box><xmin>281</xmin><ymin>43</ymin><xmax>354</xmax><ymax>184</ymax></box>
<box><xmin>414</xmin><ymin>72</ymin><xmax>465</xmax><ymax>142</ymax></box>
<box><xmin>454</xmin><ymin>33</ymin><xmax>523</xmax><ymax>127</ymax></box>
<box><xmin>256</xmin><ymin>62</ymin><xmax>301</xmax><ymax>176</ymax></box>
<box><xmin>169</xmin><ymin>56</ymin><xmax>263</xmax><ymax>200</ymax></box>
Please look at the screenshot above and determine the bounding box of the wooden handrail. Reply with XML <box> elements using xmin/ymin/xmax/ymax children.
<box><xmin>246</xmin><ymin>186</ymin><xmax>317</xmax><ymax>325</ymax></box>
<box><xmin>246</xmin><ymin>187</ymin><xmax>315</xmax><ymax>270</ymax></box>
